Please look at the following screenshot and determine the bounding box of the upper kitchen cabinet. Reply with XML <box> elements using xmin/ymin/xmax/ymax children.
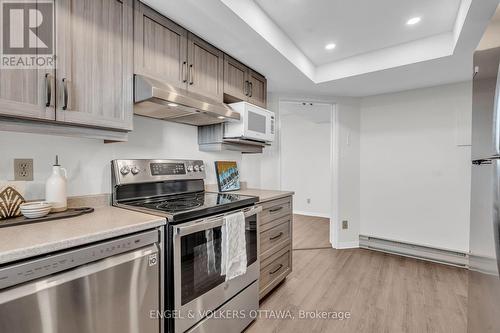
<box><xmin>223</xmin><ymin>55</ymin><xmax>249</xmax><ymax>102</ymax></box>
<box><xmin>0</xmin><ymin>67</ymin><xmax>55</xmax><ymax>121</ymax></box>
<box><xmin>248</xmin><ymin>70</ymin><xmax>267</xmax><ymax>108</ymax></box>
<box><xmin>0</xmin><ymin>0</ymin><xmax>55</xmax><ymax>121</ymax></box>
<box><xmin>187</xmin><ymin>34</ymin><xmax>224</xmax><ymax>102</ymax></box>
<box><xmin>55</xmin><ymin>0</ymin><xmax>134</xmax><ymax>131</ymax></box>
<box><xmin>134</xmin><ymin>2</ymin><xmax>187</xmax><ymax>89</ymax></box>
<box><xmin>223</xmin><ymin>56</ymin><xmax>267</xmax><ymax>108</ymax></box>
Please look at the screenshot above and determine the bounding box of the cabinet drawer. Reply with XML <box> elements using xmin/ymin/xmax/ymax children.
<box><xmin>260</xmin><ymin>218</ymin><xmax>291</xmax><ymax>260</ymax></box>
<box><xmin>259</xmin><ymin>248</ymin><xmax>291</xmax><ymax>297</ymax></box>
<box><xmin>260</xmin><ymin>197</ymin><xmax>292</xmax><ymax>226</ymax></box>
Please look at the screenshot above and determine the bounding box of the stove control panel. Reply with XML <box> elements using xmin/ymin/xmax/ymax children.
<box><xmin>112</xmin><ymin>159</ymin><xmax>206</xmax><ymax>185</ymax></box>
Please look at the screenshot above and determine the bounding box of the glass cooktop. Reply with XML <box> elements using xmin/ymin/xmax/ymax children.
<box><xmin>123</xmin><ymin>192</ymin><xmax>258</xmax><ymax>223</ymax></box>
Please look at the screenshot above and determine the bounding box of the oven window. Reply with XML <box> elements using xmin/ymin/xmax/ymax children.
<box><xmin>180</xmin><ymin>215</ymin><xmax>257</xmax><ymax>306</ymax></box>
<box><xmin>248</xmin><ymin>111</ymin><xmax>266</xmax><ymax>134</ymax></box>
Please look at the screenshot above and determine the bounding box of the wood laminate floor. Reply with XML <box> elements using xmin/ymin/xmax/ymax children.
<box><xmin>293</xmin><ymin>214</ymin><xmax>331</xmax><ymax>249</ymax></box>
<box><xmin>247</xmin><ymin>215</ymin><xmax>468</xmax><ymax>333</ymax></box>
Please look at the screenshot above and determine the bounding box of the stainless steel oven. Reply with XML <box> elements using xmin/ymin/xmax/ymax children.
<box><xmin>173</xmin><ymin>205</ymin><xmax>261</xmax><ymax>333</ymax></box>
<box><xmin>111</xmin><ymin>159</ymin><xmax>261</xmax><ymax>333</ymax></box>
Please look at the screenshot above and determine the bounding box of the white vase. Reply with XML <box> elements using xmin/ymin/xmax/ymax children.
<box><xmin>45</xmin><ymin>165</ymin><xmax>67</xmax><ymax>212</ymax></box>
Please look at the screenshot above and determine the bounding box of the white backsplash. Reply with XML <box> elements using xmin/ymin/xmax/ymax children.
<box><xmin>0</xmin><ymin>116</ymin><xmax>248</xmax><ymax>200</ymax></box>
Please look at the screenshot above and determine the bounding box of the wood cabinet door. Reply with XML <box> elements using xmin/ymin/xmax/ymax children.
<box><xmin>187</xmin><ymin>33</ymin><xmax>224</xmax><ymax>102</ymax></box>
<box><xmin>55</xmin><ymin>0</ymin><xmax>134</xmax><ymax>131</ymax></box>
<box><xmin>134</xmin><ymin>1</ymin><xmax>188</xmax><ymax>89</ymax></box>
<box><xmin>248</xmin><ymin>70</ymin><xmax>267</xmax><ymax>108</ymax></box>
<box><xmin>223</xmin><ymin>55</ymin><xmax>249</xmax><ymax>102</ymax></box>
<box><xmin>0</xmin><ymin>0</ymin><xmax>55</xmax><ymax>121</ymax></box>
<box><xmin>0</xmin><ymin>68</ymin><xmax>55</xmax><ymax>121</ymax></box>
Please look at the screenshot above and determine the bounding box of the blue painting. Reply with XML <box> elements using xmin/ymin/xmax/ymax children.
<box><xmin>215</xmin><ymin>161</ymin><xmax>241</xmax><ymax>192</ymax></box>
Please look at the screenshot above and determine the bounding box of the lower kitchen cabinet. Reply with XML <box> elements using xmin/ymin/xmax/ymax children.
<box><xmin>258</xmin><ymin>196</ymin><xmax>293</xmax><ymax>299</ymax></box>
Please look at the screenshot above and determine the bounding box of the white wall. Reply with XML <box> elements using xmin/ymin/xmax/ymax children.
<box><xmin>279</xmin><ymin>101</ymin><xmax>332</xmax><ymax>217</ymax></box>
<box><xmin>336</xmin><ymin>101</ymin><xmax>361</xmax><ymax>248</ymax></box>
<box><xmin>0</xmin><ymin>116</ymin><xmax>246</xmax><ymax>200</ymax></box>
<box><xmin>360</xmin><ymin>82</ymin><xmax>472</xmax><ymax>252</ymax></box>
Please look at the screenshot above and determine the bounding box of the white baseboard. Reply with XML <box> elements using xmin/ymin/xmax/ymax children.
<box><xmin>335</xmin><ymin>241</ymin><xmax>359</xmax><ymax>249</ymax></box>
<box><xmin>293</xmin><ymin>210</ymin><xmax>331</xmax><ymax>219</ymax></box>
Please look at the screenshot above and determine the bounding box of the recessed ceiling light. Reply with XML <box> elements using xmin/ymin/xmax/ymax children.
<box><xmin>325</xmin><ymin>43</ymin><xmax>336</xmax><ymax>50</ymax></box>
<box><xmin>167</xmin><ymin>103</ymin><xmax>178</xmax><ymax>107</ymax></box>
<box><xmin>406</xmin><ymin>17</ymin><xmax>421</xmax><ymax>25</ymax></box>
<box><xmin>217</xmin><ymin>116</ymin><xmax>225</xmax><ymax>119</ymax></box>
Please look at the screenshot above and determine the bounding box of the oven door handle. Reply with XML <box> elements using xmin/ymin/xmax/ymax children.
<box><xmin>244</xmin><ymin>205</ymin><xmax>262</xmax><ymax>217</ymax></box>
<box><xmin>175</xmin><ymin>205</ymin><xmax>262</xmax><ymax>236</ymax></box>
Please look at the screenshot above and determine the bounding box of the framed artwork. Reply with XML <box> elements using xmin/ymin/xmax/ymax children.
<box><xmin>214</xmin><ymin>161</ymin><xmax>241</xmax><ymax>192</ymax></box>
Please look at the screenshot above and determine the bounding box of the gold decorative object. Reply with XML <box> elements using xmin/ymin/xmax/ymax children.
<box><xmin>0</xmin><ymin>183</ymin><xmax>26</xmax><ymax>220</ymax></box>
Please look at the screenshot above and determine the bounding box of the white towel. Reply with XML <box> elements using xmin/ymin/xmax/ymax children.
<box><xmin>205</xmin><ymin>229</ymin><xmax>217</xmax><ymax>274</ymax></box>
<box><xmin>221</xmin><ymin>211</ymin><xmax>247</xmax><ymax>281</ymax></box>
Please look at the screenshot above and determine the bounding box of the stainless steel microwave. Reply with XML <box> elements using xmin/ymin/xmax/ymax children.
<box><xmin>224</xmin><ymin>102</ymin><xmax>275</xmax><ymax>143</ymax></box>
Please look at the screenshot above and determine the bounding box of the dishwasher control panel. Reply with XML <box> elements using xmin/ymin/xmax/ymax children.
<box><xmin>0</xmin><ymin>229</ymin><xmax>159</xmax><ymax>290</ymax></box>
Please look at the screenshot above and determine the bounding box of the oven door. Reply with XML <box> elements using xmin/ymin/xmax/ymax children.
<box><xmin>244</xmin><ymin>105</ymin><xmax>274</xmax><ymax>143</ymax></box>
<box><xmin>172</xmin><ymin>205</ymin><xmax>261</xmax><ymax>333</ymax></box>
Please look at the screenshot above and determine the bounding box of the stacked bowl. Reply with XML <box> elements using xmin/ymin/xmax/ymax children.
<box><xmin>20</xmin><ymin>202</ymin><xmax>53</xmax><ymax>219</ymax></box>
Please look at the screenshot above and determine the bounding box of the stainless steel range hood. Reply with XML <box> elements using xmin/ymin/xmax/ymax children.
<box><xmin>134</xmin><ymin>75</ymin><xmax>240</xmax><ymax>126</ymax></box>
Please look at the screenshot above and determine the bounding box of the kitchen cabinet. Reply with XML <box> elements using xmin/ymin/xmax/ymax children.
<box><xmin>223</xmin><ymin>55</ymin><xmax>250</xmax><ymax>102</ymax></box>
<box><xmin>248</xmin><ymin>70</ymin><xmax>267</xmax><ymax>108</ymax></box>
<box><xmin>258</xmin><ymin>196</ymin><xmax>293</xmax><ymax>299</ymax></box>
<box><xmin>0</xmin><ymin>0</ymin><xmax>54</xmax><ymax>121</ymax></box>
<box><xmin>0</xmin><ymin>0</ymin><xmax>134</xmax><ymax>140</ymax></box>
<box><xmin>0</xmin><ymin>68</ymin><xmax>54</xmax><ymax>121</ymax></box>
<box><xmin>134</xmin><ymin>2</ymin><xmax>187</xmax><ymax>90</ymax></box>
<box><xmin>187</xmin><ymin>34</ymin><xmax>224</xmax><ymax>102</ymax></box>
<box><xmin>134</xmin><ymin>3</ymin><xmax>224</xmax><ymax>103</ymax></box>
<box><xmin>55</xmin><ymin>0</ymin><xmax>134</xmax><ymax>131</ymax></box>
<box><xmin>223</xmin><ymin>55</ymin><xmax>267</xmax><ymax>108</ymax></box>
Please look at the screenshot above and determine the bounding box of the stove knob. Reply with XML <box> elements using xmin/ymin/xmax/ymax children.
<box><xmin>199</xmin><ymin>165</ymin><xmax>205</xmax><ymax>172</ymax></box>
<box><xmin>120</xmin><ymin>166</ymin><xmax>130</xmax><ymax>175</ymax></box>
<box><xmin>187</xmin><ymin>165</ymin><xmax>194</xmax><ymax>172</ymax></box>
<box><xmin>194</xmin><ymin>165</ymin><xmax>200</xmax><ymax>172</ymax></box>
<box><xmin>131</xmin><ymin>167</ymin><xmax>140</xmax><ymax>175</ymax></box>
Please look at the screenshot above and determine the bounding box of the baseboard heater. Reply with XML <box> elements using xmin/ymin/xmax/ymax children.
<box><xmin>359</xmin><ymin>235</ymin><xmax>469</xmax><ymax>268</ymax></box>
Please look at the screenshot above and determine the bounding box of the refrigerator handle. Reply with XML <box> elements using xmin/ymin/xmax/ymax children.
<box><xmin>473</xmin><ymin>156</ymin><xmax>500</xmax><ymax>165</ymax></box>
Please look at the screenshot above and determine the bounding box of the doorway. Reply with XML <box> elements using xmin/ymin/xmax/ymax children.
<box><xmin>278</xmin><ymin>100</ymin><xmax>337</xmax><ymax>249</ymax></box>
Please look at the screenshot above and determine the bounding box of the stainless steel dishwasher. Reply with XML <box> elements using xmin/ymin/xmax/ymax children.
<box><xmin>0</xmin><ymin>229</ymin><xmax>162</xmax><ymax>333</ymax></box>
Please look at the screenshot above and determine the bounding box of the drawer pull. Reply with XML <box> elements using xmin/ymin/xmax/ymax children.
<box><xmin>269</xmin><ymin>206</ymin><xmax>283</xmax><ymax>213</ymax></box>
<box><xmin>269</xmin><ymin>264</ymin><xmax>283</xmax><ymax>275</ymax></box>
<box><xmin>269</xmin><ymin>232</ymin><xmax>283</xmax><ymax>241</ymax></box>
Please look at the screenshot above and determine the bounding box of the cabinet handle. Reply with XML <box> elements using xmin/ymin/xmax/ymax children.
<box><xmin>189</xmin><ymin>64</ymin><xmax>194</xmax><ymax>85</ymax></box>
<box><xmin>44</xmin><ymin>73</ymin><xmax>52</xmax><ymax>107</ymax></box>
<box><xmin>269</xmin><ymin>232</ymin><xmax>283</xmax><ymax>241</ymax></box>
<box><xmin>245</xmin><ymin>80</ymin><xmax>249</xmax><ymax>96</ymax></box>
<box><xmin>269</xmin><ymin>206</ymin><xmax>283</xmax><ymax>213</ymax></box>
<box><xmin>269</xmin><ymin>264</ymin><xmax>283</xmax><ymax>275</ymax></box>
<box><xmin>62</xmin><ymin>78</ymin><xmax>69</xmax><ymax>110</ymax></box>
<box><xmin>249</xmin><ymin>82</ymin><xmax>253</xmax><ymax>97</ymax></box>
<box><xmin>182</xmin><ymin>61</ymin><xmax>187</xmax><ymax>83</ymax></box>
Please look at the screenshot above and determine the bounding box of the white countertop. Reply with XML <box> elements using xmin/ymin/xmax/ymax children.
<box><xmin>0</xmin><ymin>205</ymin><xmax>165</xmax><ymax>265</ymax></box>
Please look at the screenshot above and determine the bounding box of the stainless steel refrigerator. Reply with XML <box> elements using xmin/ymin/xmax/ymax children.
<box><xmin>468</xmin><ymin>44</ymin><xmax>500</xmax><ymax>332</ymax></box>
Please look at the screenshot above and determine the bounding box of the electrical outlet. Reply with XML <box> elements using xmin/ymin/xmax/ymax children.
<box><xmin>306</xmin><ymin>198</ymin><xmax>311</xmax><ymax>204</ymax></box>
<box><xmin>342</xmin><ymin>220</ymin><xmax>348</xmax><ymax>230</ymax></box>
<box><xmin>14</xmin><ymin>159</ymin><xmax>34</xmax><ymax>181</ymax></box>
